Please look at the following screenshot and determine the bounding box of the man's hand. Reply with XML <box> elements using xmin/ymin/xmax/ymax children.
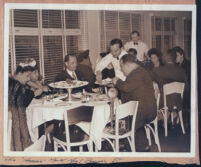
<box><xmin>42</xmin><ymin>86</ymin><xmax>49</xmax><ymax>92</ymax></box>
<box><xmin>106</xmin><ymin>63</ymin><xmax>113</xmax><ymax>70</ymax></box>
<box><xmin>96</xmin><ymin>71</ymin><xmax>102</xmax><ymax>83</ymax></box>
<box><xmin>112</xmin><ymin>77</ymin><xmax>119</xmax><ymax>85</ymax></box>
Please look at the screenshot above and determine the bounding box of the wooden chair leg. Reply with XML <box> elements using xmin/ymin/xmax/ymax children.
<box><xmin>145</xmin><ymin>126</ymin><xmax>151</xmax><ymax>146</ymax></box>
<box><xmin>115</xmin><ymin>139</ymin><xmax>119</xmax><ymax>152</ymax></box>
<box><xmin>178</xmin><ymin>110</ymin><xmax>185</xmax><ymax>134</ymax></box>
<box><xmin>154</xmin><ymin>121</ymin><xmax>161</xmax><ymax>152</ymax></box>
<box><xmin>164</xmin><ymin>110</ymin><xmax>168</xmax><ymax>136</ymax></box>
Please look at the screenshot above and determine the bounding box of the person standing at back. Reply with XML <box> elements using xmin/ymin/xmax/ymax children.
<box><xmin>124</xmin><ymin>31</ymin><xmax>149</xmax><ymax>62</ymax></box>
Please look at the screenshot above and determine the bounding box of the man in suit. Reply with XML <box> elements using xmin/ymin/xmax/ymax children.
<box><xmin>55</xmin><ymin>54</ymin><xmax>95</xmax><ymax>92</ymax></box>
<box><xmin>77</xmin><ymin>50</ymin><xmax>96</xmax><ymax>92</ymax></box>
<box><xmin>112</xmin><ymin>54</ymin><xmax>157</xmax><ymax>152</ymax></box>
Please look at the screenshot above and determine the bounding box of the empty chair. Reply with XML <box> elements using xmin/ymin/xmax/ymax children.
<box><xmin>159</xmin><ymin>82</ymin><xmax>185</xmax><ymax>136</ymax></box>
<box><xmin>101</xmin><ymin>101</ymin><xmax>139</xmax><ymax>152</ymax></box>
<box><xmin>53</xmin><ymin>106</ymin><xmax>94</xmax><ymax>152</ymax></box>
<box><xmin>144</xmin><ymin>93</ymin><xmax>161</xmax><ymax>152</ymax></box>
<box><xmin>24</xmin><ymin>135</ymin><xmax>46</xmax><ymax>151</ymax></box>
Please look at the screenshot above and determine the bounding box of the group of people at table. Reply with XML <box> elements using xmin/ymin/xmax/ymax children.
<box><xmin>8</xmin><ymin>30</ymin><xmax>190</xmax><ymax>152</ymax></box>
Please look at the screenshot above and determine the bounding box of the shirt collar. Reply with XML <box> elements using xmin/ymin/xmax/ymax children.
<box><xmin>66</xmin><ymin>68</ymin><xmax>74</xmax><ymax>76</ymax></box>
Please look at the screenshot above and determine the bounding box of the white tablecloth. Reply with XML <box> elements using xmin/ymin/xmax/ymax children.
<box><xmin>26</xmin><ymin>97</ymin><xmax>114</xmax><ymax>150</ymax></box>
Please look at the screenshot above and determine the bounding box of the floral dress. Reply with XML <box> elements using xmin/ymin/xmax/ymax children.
<box><xmin>8</xmin><ymin>77</ymin><xmax>34</xmax><ymax>151</ymax></box>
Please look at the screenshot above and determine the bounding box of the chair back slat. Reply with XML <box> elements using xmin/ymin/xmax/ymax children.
<box><xmin>116</xmin><ymin>101</ymin><xmax>138</xmax><ymax>120</ymax></box>
<box><xmin>163</xmin><ymin>82</ymin><xmax>185</xmax><ymax>98</ymax></box>
<box><xmin>63</xmin><ymin>106</ymin><xmax>94</xmax><ymax>151</ymax></box>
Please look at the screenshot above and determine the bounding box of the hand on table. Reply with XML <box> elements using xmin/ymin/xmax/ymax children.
<box><xmin>42</xmin><ymin>86</ymin><xmax>50</xmax><ymax>92</ymax></box>
<box><xmin>112</xmin><ymin>77</ymin><xmax>119</xmax><ymax>85</ymax></box>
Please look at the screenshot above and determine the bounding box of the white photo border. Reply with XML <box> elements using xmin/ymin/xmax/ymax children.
<box><xmin>3</xmin><ymin>3</ymin><xmax>197</xmax><ymax>158</ymax></box>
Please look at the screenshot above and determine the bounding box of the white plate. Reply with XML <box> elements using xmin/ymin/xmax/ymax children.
<box><xmin>49</xmin><ymin>80</ymin><xmax>88</xmax><ymax>89</ymax></box>
<box><xmin>72</xmin><ymin>92</ymin><xmax>83</xmax><ymax>99</ymax></box>
<box><xmin>95</xmin><ymin>78</ymin><xmax>113</xmax><ymax>86</ymax></box>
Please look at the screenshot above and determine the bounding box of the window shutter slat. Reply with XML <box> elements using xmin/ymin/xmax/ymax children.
<box><xmin>15</xmin><ymin>36</ymin><xmax>40</xmax><ymax>69</ymax></box>
<box><xmin>42</xmin><ymin>10</ymin><xmax>62</xmax><ymax>28</ymax></box>
<box><xmin>43</xmin><ymin>36</ymin><xmax>63</xmax><ymax>83</ymax></box>
<box><xmin>65</xmin><ymin>10</ymin><xmax>80</xmax><ymax>29</ymax></box>
<box><xmin>14</xmin><ymin>9</ymin><xmax>38</xmax><ymax>28</ymax></box>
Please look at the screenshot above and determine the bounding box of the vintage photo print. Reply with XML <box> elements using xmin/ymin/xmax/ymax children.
<box><xmin>1</xmin><ymin>1</ymin><xmax>198</xmax><ymax>165</ymax></box>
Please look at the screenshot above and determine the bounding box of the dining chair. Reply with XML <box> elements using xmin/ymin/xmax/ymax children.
<box><xmin>144</xmin><ymin>93</ymin><xmax>161</xmax><ymax>152</ymax></box>
<box><xmin>24</xmin><ymin>135</ymin><xmax>46</xmax><ymax>151</ymax></box>
<box><xmin>53</xmin><ymin>106</ymin><xmax>94</xmax><ymax>152</ymax></box>
<box><xmin>159</xmin><ymin>82</ymin><xmax>185</xmax><ymax>136</ymax></box>
<box><xmin>101</xmin><ymin>101</ymin><xmax>139</xmax><ymax>152</ymax></box>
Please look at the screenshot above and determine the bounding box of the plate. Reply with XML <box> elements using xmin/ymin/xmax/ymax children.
<box><xmin>72</xmin><ymin>92</ymin><xmax>83</xmax><ymax>99</ymax></box>
<box><xmin>95</xmin><ymin>78</ymin><xmax>113</xmax><ymax>86</ymax></box>
<box><xmin>49</xmin><ymin>80</ymin><xmax>88</xmax><ymax>89</ymax></box>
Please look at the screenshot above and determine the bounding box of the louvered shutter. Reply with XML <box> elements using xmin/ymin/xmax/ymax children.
<box><xmin>15</xmin><ymin>36</ymin><xmax>40</xmax><ymax>69</ymax></box>
<box><xmin>100</xmin><ymin>11</ymin><xmax>143</xmax><ymax>52</ymax></box>
<box><xmin>119</xmin><ymin>12</ymin><xmax>131</xmax><ymax>45</ymax></box>
<box><xmin>66</xmin><ymin>36</ymin><xmax>79</xmax><ymax>55</ymax></box>
<box><xmin>131</xmin><ymin>14</ymin><xmax>142</xmax><ymax>36</ymax></box>
<box><xmin>105</xmin><ymin>11</ymin><xmax>119</xmax><ymax>51</ymax></box>
<box><xmin>65</xmin><ymin>10</ymin><xmax>83</xmax><ymax>55</ymax></box>
<box><xmin>13</xmin><ymin>9</ymin><xmax>40</xmax><ymax>72</ymax></box>
<box><xmin>65</xmin><ymin>10</ymin><xmax>80</xmax><ymax>29</ymax></box>
<box><xmin>42</xmin><ymin>10</ymin><xmax>62</xmax><ymax>28</ymax></box>
<box><xmin>43</xmin><ymin>36</ymin><xmax>63</xmax><ymax>83</ymax></box>
<box><xmin>14</xmin><ymin>9</ymin><xmax>38</xmax><ymax>28</ymax></box>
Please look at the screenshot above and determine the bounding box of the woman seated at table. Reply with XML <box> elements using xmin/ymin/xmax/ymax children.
<box><xmin>151</xmin><ymin>49</ymin><xmax>187</xmax><ymax>122</ymax></box>
<box><xmin>148</xmin><ymin>48</ymin><xmax>163</xmax><ymax>69</ymax></box>
<box><xmin>8</xmin><ymin>58</ymin><xmax>44</xmax><ymax>151</ymax></box>
<box><xmin>27</xmin><ymin>62</ymin><xmax>50</xmax><ymax>97</ymax></box>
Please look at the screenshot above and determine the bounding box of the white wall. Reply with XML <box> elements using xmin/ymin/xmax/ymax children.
<box><xmin>86</xmin><ymin>11</ymin><xmax>101</xmax><ymax>70</ymax></box>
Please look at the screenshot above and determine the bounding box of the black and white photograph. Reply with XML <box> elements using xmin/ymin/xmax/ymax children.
<box><xmin>3</xmin><ymin>3</ymin><xmax>197</xmax><ymax>160</ymax></box>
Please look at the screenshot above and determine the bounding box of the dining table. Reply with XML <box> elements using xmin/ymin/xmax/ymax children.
<box><xmin>26</xmin><ymin>91</ymin><xmax>120</xmax><ymax>150</ymax></box>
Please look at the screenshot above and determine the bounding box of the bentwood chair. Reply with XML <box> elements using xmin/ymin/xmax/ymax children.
<box><xmin>53</xmin><ymin>106</ymin><xmax>94</xmax><ymax>152</ymax></box>
<box><xmin>101</xmin><ymin>101</ymin><xmax>139</xmax><ymax>152</ymax></box>
<box><xmin>144</xmin><ymin>93</ymin><xmax>161</xmax><ymax>152</ymax></box>
<box><xmin>159</xmin><ymin>82</ymin><xmax>185</xmax><ymax>136</ymax></box>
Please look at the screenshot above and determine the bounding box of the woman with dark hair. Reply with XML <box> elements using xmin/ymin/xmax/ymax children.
<box><xmin>8</xmin><ymin>58</ymin><xmax>43</xmax><ymax>151</ymax></box>
<box><xmin>147</xmin><ymin>48</ymin><xmax>163</xmax><ymax>69</ymax></box>
<box><xmin>172</xmin><ymin>46</ymin><xmax>190</xmax><ymax>83</ymax></box>
<box><xmin>172</xmin><ymin>46</ymin><xmax>191</xmax><ymax>112</ymax></box>
<box><xmin>27</xmin><ymin>63</ymin><xmax>49</xmax><ymax>95</ymax></box>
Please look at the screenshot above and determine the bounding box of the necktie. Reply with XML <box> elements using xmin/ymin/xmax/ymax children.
<box><xmin>72</xmin><ymin>71</ymin><xmax>77</xmax><ymax>80</ymax></box>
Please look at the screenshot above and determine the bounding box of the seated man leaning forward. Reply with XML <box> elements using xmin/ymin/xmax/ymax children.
<box><xmin>55</xmin><ymin>54</ymin><xmax>94</xmax><ymax>92</ymax></box>
<box><xmin>95</xmin><ymin>38</ymin><xmax>127</xmax><ymax>82</ymax></box>
<box><xmin>112</xmin><ymin>54</ymin><xmax>157</xmax><ymax>152</ymax></box>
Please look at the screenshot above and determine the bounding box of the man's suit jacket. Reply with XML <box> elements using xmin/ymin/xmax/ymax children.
<box><xmin>55</xmin><ymin>64</ymin><xmax>95</xmax><ymax>92</ymax></box>
<box><xmin>116</xmin><ymin>67</ymin><xmax>157</xmax><ymax>129</ymax></box>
